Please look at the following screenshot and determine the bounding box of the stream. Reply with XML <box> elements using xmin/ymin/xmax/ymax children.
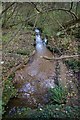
<box><xmin>5</xmin><ymin>29</ymin><xmax>79</xmax><ymax>116</ymax></box>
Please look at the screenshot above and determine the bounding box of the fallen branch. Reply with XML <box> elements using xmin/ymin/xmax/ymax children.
<box><xmin>42</xmin><ymin>55</ymin><xmax>80</xmax><ymax>60</ymax></box>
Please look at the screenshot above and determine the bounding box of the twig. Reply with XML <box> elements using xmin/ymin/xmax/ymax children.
<box><xmin>63</xmin><ymin>17</ymin><xmax>80</xmax><ymax>28</ymax></box>
<box><xmin>4</xmin><ymin>24</ymin><xmax>23</xmax><ymax>48</ymax></box>
<box><xmin>42</xmin><ymin>55</ymin><xmax>80</xmax><ymax>60</ymax></box>
<box><xmin>31</xmin><ymin>2</ymin><xmax>41</xmax><ymax>13</ymax></box>
<box><xmin>1</xmin><ymin>3</ymin><xmax>15</xmax><ymax>15</ymax></box>
<box><xmin>49</xmin><ymin>11</ymin><xmax>69</xmax><ymax>37</ymax></box>
<box><xmin>33</xmin><ymin>13</ymin><xmax>39</xmax><ymax>29</ymax></box>
<box><xmin>9</xmin><ymin>13</ymin><xmax>37</xmax><ymax>27</ymax></box>
<box><xmin>5</xmin><ymin>3</ymin><xmax>17</xmax><ymax>24</ymax></box>
<box><xmin>2</xmin><ymin>51</ymin><xmax>35</xmax><ymax>81</ymax></box>
<box><xmin>6</xmin><ymin>6</ymin><xmax>78</xmax><ymax>28</ymax></box>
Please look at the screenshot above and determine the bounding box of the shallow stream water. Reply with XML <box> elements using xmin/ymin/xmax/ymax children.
<box><xmin>5</xmin><ymin>30</ymin><xmax>79</xmax><ymax>116</ymax></box>
<box><xmin>5</xmin><ymin>30</ymin><xmax>58</xmax><ymax>116</ymax></box>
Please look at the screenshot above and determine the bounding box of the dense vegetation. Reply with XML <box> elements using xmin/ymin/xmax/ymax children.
<box><xmin>1</xmin><ymin>2</ymin><xmax>80</xmax><ymax>119</ymax></box>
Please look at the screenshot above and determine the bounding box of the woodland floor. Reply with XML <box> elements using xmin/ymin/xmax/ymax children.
<box><xmin>2</xmin><ymin>28</ymin><xmax>80</xmax><ymax>119</ymax></box>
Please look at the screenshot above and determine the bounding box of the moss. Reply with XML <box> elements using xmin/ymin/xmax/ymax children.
<box><xmin>2</xmin><ymin>79</ymin><xmax>17</xmax><ymax>108</ymax></box>
<box><xmin>17</xmin><ymin>50</ymin><xmax>30</xmax><ymax>56</ymax></box>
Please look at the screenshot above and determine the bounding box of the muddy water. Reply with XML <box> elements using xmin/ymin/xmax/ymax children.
<box><xmin>13</xmin><ymin>44</ymin><xmax>56</xmax><ymax>107</ymax></box>
<box><xmin>5</xmin><ymin>34</ymin><xmax>57</xmax><ymax>115</ymax></box>
<box><xmin>5</xmin><ymin>32</ymin><xmax>79</xmax><ymax>116</ymax></box>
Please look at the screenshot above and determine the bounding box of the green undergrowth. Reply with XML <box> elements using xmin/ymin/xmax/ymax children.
<box><xmin>3</xmin><ymin>85</ymin><xmax>80</xmax><ymax>119</ymax></box>
<box><xmin>4</xmin><ymin>105</ymin><xmax>80</xmax><ymax>119</ymax></box>
<box><xmin>65</xmin><ymin>59</ymin><xmax>80</xmax><ymax>72</ymax></box>
<box><xmin>3</xmin><ymin>81</ymin><xmax>17</xmax><ymax>105</ymax></box>
<box><xmin>0</xmin><ymin>99</ymin><xmax>2</xmax><ymax>118</ymax></box>
<box><xmin>16</xmin><ymin>50</ymin><xmax>30</xmax><ymax>56</ymax></box>
<box><xmin>2</xmin><ymin>77</ymin><xmax>17</xmax><ymax>114</ymax></box>
<box><xmin>49</xmin><ymin>85</ymin><xmax>68</xmax><ymax>104</ymax></box>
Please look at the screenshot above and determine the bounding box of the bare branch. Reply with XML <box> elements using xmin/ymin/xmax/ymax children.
<box><xmin>1</xmin><ymin>3</ymin><xmax>15</xmax><ymax>15</ymax></box>
<box><xmin>5</xmin><ymin>5</ymin><xmax>78</xmax><ymax>28</ymax></box>
<box><xmin>5</xmin><ymin>3</ymin><xmax>17</xmax><ymax>24</ymax></box>
<box><xmin>63</xmin><ymin>17</ymin><xmax>80</xmax><ymax>28</ymax></box>
<box><xmin>8</xmin><ymin>13</ymin><xmax>37</xmax><ymax>27</ymax></box>
<box><xmin>33</xmin><ymin>13</ymin><xmax>39</xmax><ymax>29</ymax></box>
<box><xmin>69</xmin><ymin>2</ymin><xmax>73</xmax><ymax>11</ymax></box>
<box><xmin>43</xmin><ymin>8</ymin><xmax>78</xmax><ymax>20</ymax></box>
<box><xmin>2</xmin><ymin>3</ymin><xmax>22</xmax><ymax>28</ymax></box>
<box><xmin>30</xmin><ymin>2</ymin><xmax>41</xmax><ymax>13</ymax></box>
<box><xmin>4</xmin><ymin>24</ymin><xmax>23</xmax><ymax>48</ymax></box>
